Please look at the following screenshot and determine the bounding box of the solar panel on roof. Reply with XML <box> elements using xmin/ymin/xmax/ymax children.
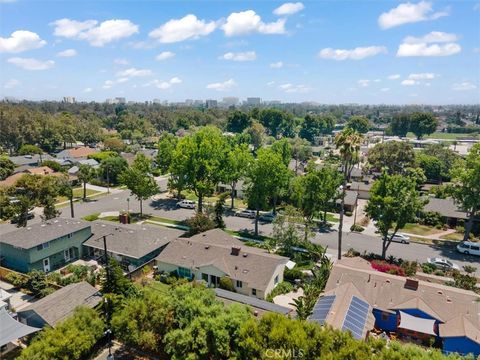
<box><xmin>342</xmin><ymin>296</ymin><xmax>370</xmax><ymax>339</ymax></box>
<box><xmin>310</xmin><ymin>295</ymin><xmax>336</xmax><ymax>324</ymax></box>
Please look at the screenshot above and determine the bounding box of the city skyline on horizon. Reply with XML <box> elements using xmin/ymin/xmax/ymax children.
<box><xmin>1</xmin><ymin>1</ymin><xmax>479</xmax><ymax>105</ymax></box>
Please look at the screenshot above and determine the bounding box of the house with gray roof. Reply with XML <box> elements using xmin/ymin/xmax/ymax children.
<box><xmin>155</xmin><ymin>229</ymin><xmax>289</xmax><ymax>300</ymax></box>
<box><xmin>8</xmin><ymin>154</ymin><xmax>54</xmax><ymax>167</ymax></box>
<box><xmin>83</xmin><ymin>221</ymin><xmax>184</xmax><ymax>271</ymax></box>
<box><xmin>424</xmin><ymin>197</ymin><xmax>469</xmax><ymax>227</ymax></box>
<box><xmin>17</xmin><ymin>282</ymin><xmax>102</xmax><ymax>328</ymax></box>
<box><xmin>0</xmin><ymin>219</ymin><xmax>92</xmax><ymax>273</ymax></box>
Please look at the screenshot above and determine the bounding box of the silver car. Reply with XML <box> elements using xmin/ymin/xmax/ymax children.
<box><xmin>427</xmin><ymin>257</ymin><xmax>460</xmax><ymax>270</ymax></box>
<box><xmin>235</xmin><ymin>209</ymin><xmax>256</xmax><ymax>219</ymax></box>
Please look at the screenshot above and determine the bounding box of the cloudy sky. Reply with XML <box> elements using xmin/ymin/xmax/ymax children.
<box><xmin>1</xmin><ymin>0</ymin><xmax>479</xmax><ymax>104</ymax></box>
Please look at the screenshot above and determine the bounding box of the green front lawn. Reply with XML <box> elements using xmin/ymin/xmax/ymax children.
<box><xmin>56</xmin><ymin>188</ymin><xmax>100</xmax><ymax>203</ymax></box>
<box><xmin>440</xmin><ymin>232</ymin><xmax>464</xmax><ymax>241</ymax></box>
<box><xmin>400</xmin><ymin>223</ymin><xmax>444</xmax><ymax>236</ymax></box>
<box><xmin>406</xmin><ymin>132</ymin><xmax>479</xmax><ymax>140</ymax></box>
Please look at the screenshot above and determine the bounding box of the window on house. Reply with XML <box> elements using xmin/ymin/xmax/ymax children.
<box><xmin>178</xmin><ymin>267</ymin><xmax>191</xmax><ymax>278</ymax></box>
<box><xmin>236</xmin><ymin>280</ymin><xmax>243</xmax><ymax>288</ymax></box>
<box><xmin>381</xmin><ymin>312</ymin><xmax>389</xmax><ymax>321</ymax></box>
<box><xmin>274</xmin><ymin>275</ymin><xmax>279</xmax><ymax>285</ymax></box>
<box><xmin>67</xmin><ymin>233</ymin><xmax>73</xmax><ymax>239</ymax></box>
<box><xmin>37</xmin><ymin>242</ymin><xmax>49</xmax><ymax>251</ymax></box>
<box><xmin>252</xmin><ymin>288</ymin><xmax>257</xmax><ymax>296</ymax></box>
<box><xmin>202</xmin><ymin>273</ymin><xmax>209</xmax><ymax>283</ymax></box>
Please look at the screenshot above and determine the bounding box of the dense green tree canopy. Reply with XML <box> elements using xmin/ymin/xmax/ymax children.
<box><xmin>226</xmin><ymin>110</ymin><xmax>252</xmax><ymax>133</ymax></box>
<box><xmin>345</xmin><ymin>115</ymin><xmax>371</xmax><ymax>134</ymax></box>
<box><xmin>367</xmin><ymin>141</ymin><xmax>416</xmax><ymax>174</ymax></box>
<box><xmin>156</xmin><ymin>131</ymin><xmax>178</xmax><ymax>174</ymax></box>
<box><xmin>389</xmin><ymin>113</ymin><xmax>411</xmax><ymax>137</ymax></box>
<box><xmin>0</xmin><ymin>156</ymin><xmax>15</xmax><ymax>180</ymax></box>
<box><xmin>299</xmin><ymin>114</ymin><xmax>335</xmax><ymax>142</ymax></box>
<box><xmin>410</xmin><ymin>112</ymin><xmax>438</xmax><ymax>139</ymax></box>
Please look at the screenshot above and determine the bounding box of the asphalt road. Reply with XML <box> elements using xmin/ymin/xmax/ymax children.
<box><xmin>1</xmin><ymin>188</ymin><xmax>478</xmax><ymax>275</ymax></box>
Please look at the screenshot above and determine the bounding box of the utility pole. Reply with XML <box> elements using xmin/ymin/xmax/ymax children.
<box><xmin>102</xmin><ymin>234</ymin><xmax>114</xmax><ymax>359</ymax></box>
<box><xmin>106</xmin><ymin>165</ymin><xmax>110</xmax><ymax>194</ymax></box>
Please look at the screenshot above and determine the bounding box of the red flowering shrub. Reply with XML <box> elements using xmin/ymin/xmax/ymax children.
<box><xmin>370</xmin><ymin>260</ymin><xmax>406</xmax><ymax>276</ymax></box>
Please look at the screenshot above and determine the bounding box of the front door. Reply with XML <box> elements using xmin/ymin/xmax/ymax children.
<box><xmin>43</xmin><ymin>258</ymin><xmax>50</xmax><ymax>272</ymax></box>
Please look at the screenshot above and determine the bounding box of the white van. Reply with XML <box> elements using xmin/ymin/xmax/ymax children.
<box><xmin>177</xmin><ymin>200</ymin><xmax>196</xmax><ymax>209</ymax></box>
<box><xmin>456</xmin><ymin>241</ymin><xmax>480</xmax><ymax>256</ymax></box>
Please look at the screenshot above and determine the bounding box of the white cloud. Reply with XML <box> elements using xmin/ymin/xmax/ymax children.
<box><xmin>403</xmin><ymin>31</ymin><xmax>458</xmax><ymax>44</ymax></box>
<box><xmin>401</xmin><ymin>79</ymin><xmax>417</xmax><ymax>86</ymax></box>
<box><xmin>116</xmin><ymin>67</ymin><xmax>152</xmax><ymax>78</ymax></box>
<box><xmin>0</xmin><ymin>0</ymin><xmax>18</xmax><ymax>3</ymax></box>
<box><xmin>206</xmin><ymin>78</ymin><xmax>236</xmax><ymax>91</ymax></box>
<box><xmin>397</xmin><ymin>42</ymin><xmax>460</xmax><ymax>57</ymax></box>
<box><xmin>378</xmin><ymin>1</ymin><xmax>449</xmax><ymax>29</ymax></box>
<box><xmin>397</xmin><ymin>31</ymin><xmax>461</xmax><ymax>57</ymax></box>
<box><xmin>387</xmin><ymin>74</ymin><xmax>401</xmax><ymax>80</ymax></box>
<box><xmin>51</xmin><ymin>18</ymin><xmax>139</xmax><ymax>47</ymax></box>
<box><xmin>222</xmin><ymin>10</ymin><xmax>286</xmax><ymax>36</ymax></box>
<box><xmin>155</xmin><ymin>51</ymin><xmax>175</xmax><ymax>61</ymax></box>
<box><xmin>0</xmin><ymin>30</ymin><xmax>46</xmax><ymax>53</ymax></box>
<box><xmin>318</xmin><ymin>46</ymin><xmax>387</xmax><ymax>60</ymax></box>
<box><xmin>56</xmin><ymin>48</ymin><xmax>77</xmax><ymax>57</ymax></box>
<box><xmin>114</xmin><ymin>58</ymin><xmax>129</xmax><ymax>65</ymax></box>
<box><xmin>83</xmin><ymin>87</ymin><xmax>93</xmax><ymax>93</ymax></box>
<box><xmin>4</xmin><ymin>79</ymin><xmax>20</xmax><ymax>89</ymax></box>
<box><xmin>408</xmin><ymin>72</ymin><xmax>436</xmax><ymax>80</ymax></box>
<box><xmin>144</xmin><ymin>77</ymin><xmax>182</xmax><ymax>90</ymax></box>
<box><xmin>116</xmin><ymin>77</ymin><xmax>129</xmax><ymax>83</ymax></box>
<box><xmin>357</xmin><ymin>79</ymin><xmax>370</xmax><ymax>87</ymax></box>
<box><xmin>273</xmin><ymin>2</ymin><xmax>305</xmax><ymax>16</ymax></box>
<box><xmin>102</xmin><ymin>80</ymin><xmax>115</xmax><ymax>89</ymax></box>
<box><xmin>149</xmin><ymin>14</ymin><xmax>216</xmax><ymax>43</ymax></box>
<box><xmin>270</xmin><ymin>61</ymin><xmax>283</xmax><ymax>68</ymax></box>
<box><xmin>452</xmin><ymin>82</ymin><xmax>477</xmax><ymax>91</ymax></box>
<box><xmin>7</xmin><ymin>57</ymin><xmax>54</xmax><ymax>70</ymax></box>
<box><xmin>220</xmin><ymin>51</ymin><xmax>256</xmax><ymax>61</ymax></box>
<box><xmin>267</xmin><ymin>81</ymin><xmax>276</xmax><ymax>86</ymax></box>
<box><xmin>278</xmin><ymin>83</ymin><xmax>311</xmax><ymax>93</ymax></box>
<box><xmin>380</xmin><ymin>88</ymin><xmax>390</xmax><ymax>92</ymax></box>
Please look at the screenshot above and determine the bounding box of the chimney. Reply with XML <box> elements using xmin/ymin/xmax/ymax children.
<box><xmin>404</xmin><ymin>278</ymin><xmax>419</xmax><ymax>291</ymax></box>
<box><xmin>231</xmin><ymin>246</ymin><xmax>241</xmax><ymax>256</ymax></box>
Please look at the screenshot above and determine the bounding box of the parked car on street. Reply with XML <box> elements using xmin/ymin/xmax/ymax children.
<box><xmin>177</xmin><ymin>200</ymin><xmax>196</xmax><ymax>209</ymax></box>
<box><xmin>259</xmin><ymin>213</ymin><xmax>276</xmax><ymax>222</ymax></box>
<box><xmin>456</xmin><ymin>241</ymin><xmax>480</xmax><ymax>256</ymax></box>
<box><xmin>427</xmin><ymin>257</ymin><xmax>460</xmax><ymax>270</ymax></box>
<box><xmin>234</xmin><ymin>209</ymin><xmax>256</xmax><ymax>219</ymax></box>
<box><xmin>388</xmin><ymin>233</ymin><xmax>410</xmax><ymax>244</ymax></box>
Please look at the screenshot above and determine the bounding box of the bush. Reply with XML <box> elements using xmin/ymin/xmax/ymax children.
<box><xmin>400</xmin><ymin>261</ymin><xmax>418</xmax><ymax>277</ymax></box>
<box><xmin>421</xmin><ymin>262</ymin><xmax>437</xmax><ymax>274</ymax></box>
<box><xmin>219</xmin><ymin>276</ymin><xmax>235</xmax><ymax>292</ymax></box>
<box><xmin>350</xmin><ymin>224</ymin><xmax>364</xmax><ymax>232</ymax></box>
<box><xmin>449</xmin><ymin>273</ymin><xmax>478</xmax><ymax>292</ymax></box>
<box><xmin>266</xmin><ymin>281</ymin><xmax>294</xmax><ymax>302</ymax></box>
<box><xmin>4</xmin><ymin>272</ymin><xmax>26</xmax><ymax>287</ymax></box>
<box><xmin>345</xmin><ymin>211</ymin><xmax>353</xmax><ymax>217</ymax></box>
<box><xmin>371</xmin><ymin>260</ymin><xmax>405</xmax><ymax>276</ymax></box>
<box><xmin>345</xmin><ymin>248</ymin><xmax>360</xmax><ymax>257</ymax></box>
<box><xmin>284</xmin><ymin>268</ymin><xmax>305</xmax><ymax>282</ymax></box>
<box><xmin>434</xmin><ymin>270</ymin><xmax>445</xmax><ymax>277</ymax></box>
<box><xmin>418</xmin><ymin>211</ymin><xmax>444</xmax><ymax>227</ymax></box>
<box><xmin>83</xmin><ymin>213</ymin><xmax>100</xmax><ymax>221</ymax></box>
<box><xmin>463</xmin><ymin>265</ymin><xmax>477</xmax><ymax>274</ymax></box>
<box><xmin>186</xmin><ymin>212</ymin><xmax>215</xmax><ymax>236</ymax></box>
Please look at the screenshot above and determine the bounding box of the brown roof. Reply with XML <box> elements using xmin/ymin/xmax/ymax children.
<box><xmin>325</xmin><ymin>258</ymin><xmax>480</xmax><ymax>340</ymax></box>
<box><xmin>26</xmin><ymin>166</ymin><xmax>54</xmax><ymax>175</ymax></box>
<box><xmin>155</xmin><ymin>229</ymin><xmax>288</xmax><ymax>291</ymax></box>
<box><xmin>0</xmin><ymin>172</ymin><xmax>24</xmax><ymax>187</ymax></box>
<box><xmin>67</xmin><ymin>147</ymin><xmax>97</xmax><ymax>158</ymax></box>
<box><xmin>319</xmin><ymin>283</ymin><xmax>376</xmax><ymax>339</ymax></box>
<box><xmin>439</xmin><ymin>315</ymin><xmax>480</xmax><ymax>344</ymax></box>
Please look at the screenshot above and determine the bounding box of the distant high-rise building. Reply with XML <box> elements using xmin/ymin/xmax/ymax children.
<box><xmin>246</xmin><ymin>97</ymin><xmax>261</xmax><ymax>106</ymax></box>
<box><xmin>115</xmin><ymin>97</ymin><xmax>126</xmax><ymax>104</ymax></box>
<box><xmin>205</xmin><ymin>99</ymin><xmax>218</xmax><ymax>109</ymax></box>
<box><xmin>222</xmin><ymin>97</ymin><xmax>239</xmax><ymax>107</ymax></box>
<box><xmin>63</xmin><ymin>96</ymin><xmax>76</xmax><ymax>104</ymax></box>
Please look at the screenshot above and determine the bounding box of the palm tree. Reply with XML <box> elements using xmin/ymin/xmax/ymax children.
<box><xmin>334</xmin><ymin>128</ymin><xmax>363</xmax><ymax>260</ymax></box>
<box><xmin>77</xmin><ymin>164</ymin><xmax>94</xmax><ymax>201</ymax></box>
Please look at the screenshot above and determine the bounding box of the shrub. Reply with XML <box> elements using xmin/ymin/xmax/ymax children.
<box><xmin>345</xmin><ymin>248</ymin><xmax>360</xmax><ymax>257</ymax></box>
<box><xmin>185</xmin><ymin>212</ymin><xmax>215</xmax><ymax>236</ymax></box>
<box><xmin>421</xmin><ymin>262</ymin><xmax>436</xmax><ymax>274</ymax></box>
<box><xmin>401</xmin><ymin>261</ymin><xmax>418</xmax><ymax>277</ymax></box>
<box><xmin>449</xmin><ymin>273</ymin><xmax>478</xmax><ymax>292</ymax></box>
<box><xmin>4</xmin><ymin>272</ymin><xmax>26</xmax><ymax>287</ymax></box>
<box><xmin>266</xmin><ymin>281</ymin><xmax>294</xmax><ymax>302</ymax></box>
<box><xmin>350</xmin><ymin>224</ymin><xmax>364</xmax><ymax>232</ymax></box>
<box><xmin>284</xmin><ymin>268</ymin><xmax>305</xmax><ymax>282</ymax></box>
<box><xmin>345</xmin><ymin>211</ymin><xmax>353</xmax><ymax>217</ymax></box>
<box><xmin>371</xmin><ymin>260</ymin><xmax>405</xmax><ymax>276</ymax></box>
<box><xmin>83</xmin><ymin>213</ymin><xmax>100</xmax><ymax>221</ymax></box>
<box><xmin>434</xmin><ymin>270</ymin><xmax>445</xmax><ymax>277</ymax></box>
<box><xmin>463</xmin><ymin>265</ymin><xmax>477</xmax><ymax>274</ymax></box>
<box><xmin>418</xmin><ymin>211</ymin><xmax>444</xmax><ymax>227</ymax></box>
<box><xmin>219</xmin><ymin>276</ymin><xmax>236</xmax><ymax>292</ymax></box>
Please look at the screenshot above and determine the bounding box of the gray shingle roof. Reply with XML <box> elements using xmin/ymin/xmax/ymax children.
<box><xmin>84</xmin><ymin>220</ymin><xmax>184</xmax><ymax>259</ymax></box>
<box><xmin>0</xmin><ymin>307</ymin><xmax>40</xmax><ymax>346</ymax></box>
<box><xmin>424</xmin><ymin>197</ymin><xmax>468</xmax><ymax>220</ymax></box>
<box><xmin>156</xmin><ymin>229</ymin><xmax>289</xmax><ymax>291</ymax></box>
<box><xmin>0</xmin><ymin>218</ymin><xmax>91</xmax><ymax>249</ymax></box>
<box><xmin>18</xmin><ymin>282</ymin><xmax>102</xmax><ymax>327</ymax></box>
<box><xmin>9</xmin><ymin>154</ymin><xmax>53</xmax><ymax>166</ymax></box>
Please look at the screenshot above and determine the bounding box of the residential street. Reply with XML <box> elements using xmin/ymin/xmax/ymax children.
<box><xmin>1</xmin><ymin>187</ymin><xmax>478</xmax><ymax>275</ymax></box>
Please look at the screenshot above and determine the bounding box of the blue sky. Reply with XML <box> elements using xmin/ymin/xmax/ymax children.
<box><xmin>1</xmin><ymin>0</ymin><xmax>479</xmax><ymax>104</ymax></box>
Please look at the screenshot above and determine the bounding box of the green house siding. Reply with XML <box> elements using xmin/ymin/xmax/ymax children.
<box><xmin>0</xmin><ymin>227</ymin><xmax>92</xmax><ymax>273</ymax></box>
